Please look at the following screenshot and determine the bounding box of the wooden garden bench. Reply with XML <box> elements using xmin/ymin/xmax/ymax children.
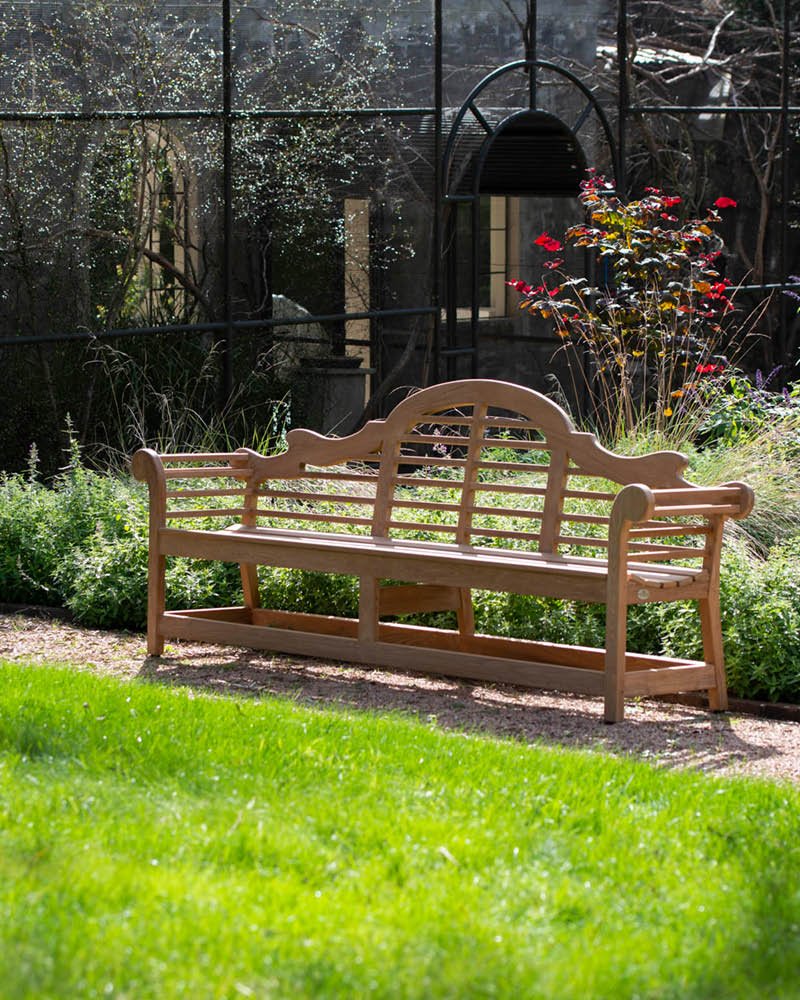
<box><xmin>132</xmin><ymin>379</ymin><xmax>754</xmax><ymax>722</ymax></box>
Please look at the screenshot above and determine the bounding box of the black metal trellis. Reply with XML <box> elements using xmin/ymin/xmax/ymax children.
<box><xmin>0</xmin><ymin>0</ymin><xmax>798</xmax><ymax>410</ymax></box>
<box><xmin>0</xmin><ymin>3</ymin><xmax>443</xmax><ymax>389</ymax></box>
<box><xmin>616</xmin><ymin>0</ymin><xmax>799</xmax><ymax>365</ymax></box>
<box><xmin>439</xmin><ymin>55</ymin><xmax>620</xmax><ymax>380</ymax></box>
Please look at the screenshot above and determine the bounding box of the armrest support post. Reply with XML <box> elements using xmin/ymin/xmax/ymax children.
<box><xmin>605</xmin><ymin>485</ymin><xmax>655</xmax><ymax>722</ymax></box>
<box><xmin>131</xmin><ymin>449</ymin><xmax>168</xmax><ymax>655</ymax></box>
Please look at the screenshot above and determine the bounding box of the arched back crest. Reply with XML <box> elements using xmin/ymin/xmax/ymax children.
<box><xmin>382</xmin><ymin>379</ymin><xmax>574</xmax><ymax>437</ymax></box>
<box><xmin>245</xmin><ymin>380</ymin><xmax>690</xmax><ymax>492</ymax></box>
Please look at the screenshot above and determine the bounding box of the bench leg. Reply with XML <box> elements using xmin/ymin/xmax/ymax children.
<box><xmin>359</xmin><ymin>577</ymin><xmax>380</xmax><ymax>643</ymax></box>
<box><xmin>700</xmin><ymin>594</ymin><xmax>728</xmax><ymax>711</ymax></box>
<box><xmin>457</xmin><ymin>588</ymin><xmax>474</xmax><ymax>648</ymax></box>
<box><xmin>604</xmin><ymin>598</ymin><xmax>627</xmax><ymax>723</ymax></box>
<box><xmin>240</xmin><ymin>563</ymin><xmax>261</xmax><ymax>612</ymax></box>
<box><xmin>147</xmin><ymin>552</ymin><xmax>166</xmax><ymax>657</ymax></box>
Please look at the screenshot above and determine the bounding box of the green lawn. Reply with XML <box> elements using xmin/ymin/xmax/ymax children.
<box><xmin>0</xmin><ymin>662</ymin><xmax>798</xmax><ymax>999</ymax></box>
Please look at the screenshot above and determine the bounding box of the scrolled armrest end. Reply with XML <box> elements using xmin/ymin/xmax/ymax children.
<box><xmin>131</xmin><ymin>448</ymin><xmax>165</xmax><ymax>485</ymax></box>
<box><xmin>723</xmin><ymin>481</ymin><xmax>755</xmax><ymax>520</ymax></box>
<box><xmin>611</xmin><ymin>483</ymin><xmax>656</xmax><ymax>527</ymax></box>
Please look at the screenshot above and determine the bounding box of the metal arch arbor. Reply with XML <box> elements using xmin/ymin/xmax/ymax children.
<box><xmin>437</xmin><ymin>58</ymin><xmax>619</xmax><ymax>382</ymax></box>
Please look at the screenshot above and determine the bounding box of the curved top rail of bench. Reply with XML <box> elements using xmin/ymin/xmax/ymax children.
<box><xmin>240</xmin><ymin>379</ymin><xmax>693</xmax><ymax>489</ymax></box>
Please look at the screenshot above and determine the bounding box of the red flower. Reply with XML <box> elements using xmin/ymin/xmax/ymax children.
<box><xmin>505</xmin><ymin>279</ymin><xmax>532</xmax><ymax>294</ymax></box>
<box><xmin>534</xmin><ymin>232</ymin><xmax>564</xmax><ymax>252</ymax></box>
<box><xmin>714</xmin><ymin>196</ymin><xmax>737</xmax><ymax>209</ymax></box>
<box><xmin>696</xmin><ymin>363</ymin><xmax>725</xmax><ymax>374</ymax></box>
<box><xmin>661</xmin><ymin>196</ymin><xmax>682</xmax><ymax>207</ymax></box>
<box><xmin>543</xmin><ymin>258</ymin><xmax>564</xmax><ymax>270</ymax></box>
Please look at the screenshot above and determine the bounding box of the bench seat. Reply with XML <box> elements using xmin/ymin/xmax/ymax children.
<box><xmin>159</xmin><ymin>524</ymin><xmax>710</xmax><ymax>602</ymax></box>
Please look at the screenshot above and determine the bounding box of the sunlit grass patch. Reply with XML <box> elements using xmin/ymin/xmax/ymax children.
<box><xmin>1</xmin><ymin>662</ymin><xmax>799</xmax><ymax>999</ymax></box>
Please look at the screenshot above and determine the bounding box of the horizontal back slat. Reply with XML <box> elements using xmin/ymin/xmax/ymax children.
<box><xmin>301</xmin><ymin>471</ymin><xmax>380</xmax><ymax>483</ymax></box>
<box><xmin>166</xmin><ymin>487</ymin><xmax>247</xmax><ymax>499</ymax></box>
<box><xmin>387</xmin><ymin>519</ymin><xmax>459</xmax><ymax>535</ymax></box>
<box><xmin>164</xmin><ymin>466</ymin><xmax>249</xmax><ymax>480</ymax></box>
<box><xmin>256</xmin><ymin>509</ymin><xmax>374</xmax><ymax>527</ymax></box>
<box><xmin>468</xmin><ymin>504</ymin><xmax>544</xmax><ymax>520</ymax></box>
<box><xmin>627</xmin><ymin>550</ymin><xmax>706</xmax><ymax>563</ymax></box>
<box><xmin>475</xmin><ymin>459</ymin><xmax>550</xmax><ymax>473</ymax></box>
<box><xmin>396</xmin><ymin>455</ymin><xmax>469</xmax><ymax>469</ymax></box>
<box><xmin>165</xmin><ymin>507</ymin><xmax>245</xmax><ymax>519</ymax></box>
<box><xmin>160</xmin><ymin>452</ymin><xmax>248</xmax><ymax>463</ymax></box>
<box><xmin>258</xmin><ymin>489</ymin><xmax>375</xmax><ymax>507</ymax></box>
<box><xmin>468</xmin><ymin>527</ymin><xmax>543</xmax><ymax>542</ymax></box>
<box><xmin>630</xmin><ymin>524</ymin><xmax>709</xmax><ymax>538</ymax></box>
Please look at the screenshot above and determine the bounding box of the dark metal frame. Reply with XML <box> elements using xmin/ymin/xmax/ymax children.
<box><xmin>440</xmin><ymin>56</ymin><xmax>619</xmax><ymax>380</ymax></box>
<box><xmin>616</xmin><ymin>0</ymin><xmax>799</xmax><ymax>364</ymax></box>
<box><xmin>0</xmin><ymin>0</ymin><xmax>444</xmax><ymax>401</ymax></box>
<box><xmin>1</xmin><ymin>0</ymin><xmax>798</xmax><ymax>395</ymax></box>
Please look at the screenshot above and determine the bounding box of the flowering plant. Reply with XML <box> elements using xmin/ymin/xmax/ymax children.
<box><xmin>783</xmin><ymin>275</ymin><xmax>800</xmax><ymax>313</ymax></box>
<box><xmin>507</xmin><ymin>171</ymin><xmax>748</xmax><ymax>434</ymax></box>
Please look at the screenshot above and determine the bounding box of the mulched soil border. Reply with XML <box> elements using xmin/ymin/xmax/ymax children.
<box><xmin>4</xmin><ymin>603</ymin><xmax>799</xmax><ymax>723</ymax></box>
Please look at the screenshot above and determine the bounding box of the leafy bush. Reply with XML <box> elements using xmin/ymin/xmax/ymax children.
<box><xmin>0</xmin><ymin>443</ymin><xmax>144</xmax><ymax>606</ymax></box>
<box><xmin>655</xmin><ymin>540</ymin><xmax>800</xmax><ymax>704</ymax></box>
<box><xmin>698</xmin><ymin>370</ymin><xmax>800</xmax><ymax>449</ymax></box>
<box><xmin>0</xmin><ymin>446</ymin><xmax>357</xmax><ymax>630</ymax></box>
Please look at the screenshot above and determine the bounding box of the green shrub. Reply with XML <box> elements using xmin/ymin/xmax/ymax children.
<box><xmin>698</xmin><ymin>371</ymin><xmax>800</xmax><ymax>449</ymax></box>
<box><xmin>0</xmin><ymin>446</ymin><xmax>144</xmax><ymax>606</ymax></box>
<box><xmin>658</xmin><ymin>539</ymin><xmax>800</xmax><ymax>704</ymax></box>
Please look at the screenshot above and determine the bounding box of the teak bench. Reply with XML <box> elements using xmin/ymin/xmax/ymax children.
<box><xmin>132</xmin><ymin>379</ymin><xmax>754</xmax><ymax>722</ymax></box>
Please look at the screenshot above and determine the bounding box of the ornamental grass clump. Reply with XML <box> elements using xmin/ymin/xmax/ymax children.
<box><xmin>508</xmin><ymin>172</ymin><xmax>760</xmax><ymax>440</ymax></box>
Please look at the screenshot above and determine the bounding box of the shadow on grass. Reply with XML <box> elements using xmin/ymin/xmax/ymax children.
<box><xmin>136</xmin><ymin>644</ymin><xmax>779</xmax><ymax>776</ymax></box>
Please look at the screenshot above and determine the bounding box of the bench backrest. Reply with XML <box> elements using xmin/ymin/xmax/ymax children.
<box><xmin>136</xmin><ymin>380</ymin><xmax>730</xmax><ymax>567</ymax></box>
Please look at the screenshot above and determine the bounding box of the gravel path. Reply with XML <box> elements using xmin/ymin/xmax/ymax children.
<box><xmin>2</xmin><ymin>609</ymin><xmax>799</xmax><ymax>784</ymax></box>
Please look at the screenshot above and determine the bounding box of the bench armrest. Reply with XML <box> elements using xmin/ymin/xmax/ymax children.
<box><xmin>610</xmin><ymin>481</ymin><xmax>754</xmax><ymax>532</ymax></box>
<box><xmin>648</xmin><ymin>481</ymin><xmax>755</xmax><ymax>521</ymax></box>
<box><xmin>607</xmin><ymin>480</ymin><xmax>754</xmax><ymax>588</ymax></box>
<box><xmin>131</xmin><ymin>447</ymin><xmax>256</xmax><ymax>529</ymax></box>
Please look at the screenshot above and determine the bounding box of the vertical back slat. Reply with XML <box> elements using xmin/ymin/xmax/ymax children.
<box><xmin>538</xmin><ymin>448</ymin><xmax>570</xmax><ymax>553</ymax></box>
<box><xmin>456</xmin><ymin>405</ymin><xmax>489</xmax><ymax>544</ymax></box>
